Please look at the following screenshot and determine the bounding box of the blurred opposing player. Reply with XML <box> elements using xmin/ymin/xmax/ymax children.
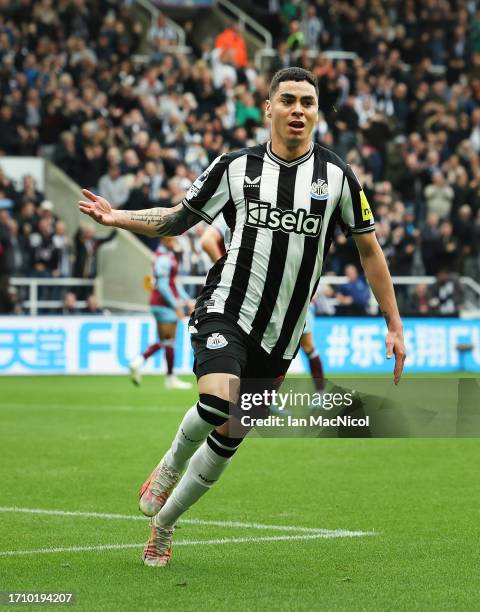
<box><xmin>79</xmin><ymin>67</ymin><xmax>406</xmax><ymax>568</ymax></box>
<box><xmin>129</xmin><ymin>236</ymin><xmax>193</xmax><ymax>389</ymax></box>
<box><xmin>201</xmin><ymin>217</ymin><xmax>324</xmax><ymax>389</ymax></box>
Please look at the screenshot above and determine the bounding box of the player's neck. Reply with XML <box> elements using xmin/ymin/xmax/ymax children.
<box><xmin>270</xmin><ymin>137</ymin><xmax>312</xmax><ymax>162</ymax></box>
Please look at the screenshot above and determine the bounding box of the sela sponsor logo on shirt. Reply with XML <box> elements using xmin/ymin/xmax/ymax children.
<box><xmin>310</xmin><ymin>178</ymin><xmax>329</xmax><ymax>200</ymax></box>
<box><xmin>244</xmin><ymin>175</ymin><xmax>261</xmax><ymax>188</ymax></box>
<box><xmin>206</xmin><ymin>332</ymin><xmax>229</xmax><ymax>350</ymax></box>
<box><xmin>245</xmin><ymin>199</ymin><xmax>322</xmax><ymax>236</ymax></box>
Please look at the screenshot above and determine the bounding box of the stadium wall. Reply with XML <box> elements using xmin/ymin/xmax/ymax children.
<box><xmin>1</xmin><ymin>316</ymin><xmax>479</xmax><ymax>375</ymax></box>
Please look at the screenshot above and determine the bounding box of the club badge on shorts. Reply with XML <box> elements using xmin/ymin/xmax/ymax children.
<box><xmin>206</xmin><ymin>333</ymin><xmax>228</xmax><ymax>350</ymax></box>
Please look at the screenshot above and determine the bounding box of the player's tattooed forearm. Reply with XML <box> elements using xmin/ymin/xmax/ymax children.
<box><xmin>128</xmin><ymin>207</ymin><xmax>197</xmax><ymax>236</ymax></box>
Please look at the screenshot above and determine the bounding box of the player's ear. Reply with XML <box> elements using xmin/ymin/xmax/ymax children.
<box><xmin>265</xmin><ymin>100</ymin><xmax>272</xmax><ymax>119</ymax></box>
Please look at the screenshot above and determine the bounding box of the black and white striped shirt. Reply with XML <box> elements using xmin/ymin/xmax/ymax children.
<box><xmin>183</xmin><ymin>141</ymin><xmax>375</xmax><ymax>359</ymax></box>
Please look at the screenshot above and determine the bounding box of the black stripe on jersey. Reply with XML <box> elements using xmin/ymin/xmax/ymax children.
<box><xmin>322</xmin><ymin>203</ymin><xmax>342</xmax><ymax>273</ymax></box>
<box><xmin>222</xmin><ymin>190</ymin><xmax>237</xmax><ymax>236</ymax></box>
<box><xmin>250</xmin><ymin>165</ymin><xmax>298</xmax><ymax>340</ymax></box>
<box><xmin>273</xmin><ymin>157</ymin><xmax>327</xmax><ymax>357</ymax></box>
<box><xmin>347</xmin><ymin>172</ymin><xmax>363</xmax><ymax>229</ymax></box>
<box><xmin>223</xmin><ymin>153</ymin><xmax>265</xmax><ymax>320</ymax></box>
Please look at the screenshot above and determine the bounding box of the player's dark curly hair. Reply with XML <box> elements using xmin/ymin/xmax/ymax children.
<box><xmin>269</xmin><ymin>67</ymin><xmax>319</xmax><ymax>99</ymax></box>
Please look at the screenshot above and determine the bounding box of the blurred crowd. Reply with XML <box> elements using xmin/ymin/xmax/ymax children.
<box><xmin>1</xmin><ymin>0</ymin><xmax>480</xmax><ymax>315</ymax></box>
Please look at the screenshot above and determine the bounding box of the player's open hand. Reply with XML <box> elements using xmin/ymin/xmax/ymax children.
<box><xmin>385</xmin><ymin>329</ymin><xmax>406</xmax><ymax>385</ymax></box>
<box><xmin>78</xmin><ymin>189</ymin><xmax>117</xmax><ymax>226</ymax></box>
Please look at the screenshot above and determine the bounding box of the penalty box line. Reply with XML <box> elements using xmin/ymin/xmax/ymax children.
<box><xmin>0</xmin><ymin>507</ymin><xmax>377</xmax><ymax>536</ymax></box>
<box><xmin>0</xmin><ymin>532</ymin><xmax>376</xmax><ymax>558</ymax></box>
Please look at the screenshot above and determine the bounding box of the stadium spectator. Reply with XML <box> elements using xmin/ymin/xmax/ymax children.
<box><xmin>17</xmin><ymin>202</ymin><xmax>38</xmax><ymax>240</ymax></box>
<box><xmin>8</xmin><ymin>218</ymin><xmax>29</xmax><ymax>276</ymax></box>
<box><xmin>53</xmin><ymin>220</ymin><xmax>73</xmax><ymax>278</ymax></box>
<box><xmin>28</xmin><ymin>217</ymin><xmax>58</xmax><ymax>279</ymax></box>
<box><xmin>286</xmin><ymin>20</ymin><xmax>305</xmax><ymax>52</ymax></box>
<box><xmin>0</xmin><ymin>277</ymin><xmax>20</xmax><ymax>314</ymax></box>
<box><xmin>214</xmin><ymin>22</ymin><xmax>247</xmax><ymax>68</ymax></box>
<box><xmin>83</xmin><ymin>293</ymin><xmax>107</xmax><ymax>315</ymax></box>
<box><xmin>98</xmin><ymin>165</ymin><xmax>130</xmax><ymax>209</ymax></box>
<box><xmin>73</xmin><ymin>225</ymin><xmax>117</xmax><ymax>286</ymax></box>
<box><xmin>62</xmin><ymin>291</ymin><xmax>78</xmax><ymax>315</ymax></box>
<box><xmin>406</xmin><ymin>283</ymin><xmax>431</xmax><ymax>316</ymax></box>
<box><xmin>300</xmin><ymin>5</ymin><xmax>324</xmax><ymax>52</ymax></box>
<box><xmin>424</xmin><ymin>171</ymin><xmax>455</xmax><ymax>219</ymax></box>
<box><xmin>20</xmin><ymin>175</ymin><xmax>44</xmax><ymax>208</ymax></box>
<box><xmin>147</xmin><ymin>13</ymin><xmax>177</xmax><ymax>47</ymax></box>
<box><xmin>0</xmin><ymin>211</ymin><xmax>14</xmax><ymax>284</ymax></box>
<box><xmin>335</xmin><ymin>264</ymin><xmax>370</xmax><ymax>316</ymax></box>
<box><xmin>421</xmin><ymin>213</ymin><xmax>441</xmax><ymax>275</ymax></box>
<box><xmin>436</xmin><ymin>220</ymin><xmax>460</xmax><ymax>272</ymax></box>
<box><xmin>428</xmin><ymin>268</ymin><xmax>464</xmax><ymax>316</ymax></box>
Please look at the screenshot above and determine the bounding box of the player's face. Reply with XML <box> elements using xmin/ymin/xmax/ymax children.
<box><xmin>267</xmin><ymin>80</ymin><xmax>318</xmax><ymax>149</ymax></box>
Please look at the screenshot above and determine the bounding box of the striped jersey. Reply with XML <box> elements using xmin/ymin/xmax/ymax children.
<box><xmin>182</xmin><ymin>141</ymin><xmax>375</xmax><ymax>359</ymax></box>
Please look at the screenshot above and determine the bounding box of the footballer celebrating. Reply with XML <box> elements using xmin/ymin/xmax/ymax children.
<box><xmin>79</xmin><ymin>68</ymin><xmax>406</xmax><ymax>567</ymax></box>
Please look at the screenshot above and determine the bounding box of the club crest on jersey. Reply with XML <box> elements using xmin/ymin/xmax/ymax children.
<box><xmin>206</xmin><ymin>333</ymin><xmax>228</xmax><ymax>350</ymax></box>
<box><xmin>310</xmin><ymin>178</ymin><xmax>329</xmax><ymax>200</ymax></box>
<box><xmin>245</xmin><ymin>199</ymin><xmax>322</xmax><ymax>236</ymax></box>
<box><xmin>244</xmin><ymin>175</ymin><xmax>261</xmax><ymax>188</ymax></box>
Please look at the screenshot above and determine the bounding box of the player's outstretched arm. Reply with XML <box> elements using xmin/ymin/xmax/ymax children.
<box><xmin>78</xmin><ymin>189</ymin><xmax>200</xmax><ymax>237</ymax></box>
<box><xmin>353</xmin><ymin>231</ymin><xmax>407</xmax><ymax>384</ymax></box>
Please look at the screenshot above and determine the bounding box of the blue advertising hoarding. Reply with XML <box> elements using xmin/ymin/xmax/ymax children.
<box><xmin>0</xmin><ymin>316</ymin><xmax>479</xmax><ymax>375</ymax></box>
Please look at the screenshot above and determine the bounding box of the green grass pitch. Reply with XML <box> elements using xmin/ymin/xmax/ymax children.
<box><xmin>0</xmin><ymin>375</ymin><xmax>479</xmax><ymax>611</ymax></box>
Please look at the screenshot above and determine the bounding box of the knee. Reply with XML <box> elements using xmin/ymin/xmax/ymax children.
<box><xmin>198</xmin><ymin>373</ymin><xmax>239</xmax><ymax>402</ymax></box>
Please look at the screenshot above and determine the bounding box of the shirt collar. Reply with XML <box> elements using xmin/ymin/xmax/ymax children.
<box><xmin>266</xmin><ymin>140</ymin><xmax>314</xmax><ymax>167</ymax></box>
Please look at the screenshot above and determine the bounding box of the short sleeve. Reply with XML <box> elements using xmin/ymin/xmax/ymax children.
<box><xmin>339</xmin><ymin>165</ymin><xmax>375</xmax><ymax>234</ymax></box>
<box><xmin>182</xmin><ymin>155</ymin><xmax>230</xmax><ymax>224</ymax></box>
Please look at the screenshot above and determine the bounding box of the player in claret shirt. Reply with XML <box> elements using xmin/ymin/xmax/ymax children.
<box><xmin>129</xmin><ymin>236</ymin><xmax>193</xmax><ymax>389</ymax></box>
<box><xmin>79</xmin><ymin>67</ymin><xmax>406</xmax><ymax>567</ymax></box>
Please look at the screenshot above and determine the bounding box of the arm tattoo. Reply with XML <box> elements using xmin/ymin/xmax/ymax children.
<box><xmin>128</xmin><ymin>205</ymin><xmax>198</xmax><ymax>236</ymax></box>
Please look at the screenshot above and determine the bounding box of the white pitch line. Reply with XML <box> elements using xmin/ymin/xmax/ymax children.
<box><xmin>0</xmin><ymin>532</ymin><xmax>376</xmax><ymax>558</ymax></box>
<box><xmin>0</xmin><ymin>507</ymin><xmax>376</xmax><ymax>536</ymax></box>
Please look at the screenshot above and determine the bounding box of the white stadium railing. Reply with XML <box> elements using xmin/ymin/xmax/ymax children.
<box><xmin>11</xmin><ymin>278</ymin><xmax>97</xmax><ymax>315</ymax></box>
<box><xmin>11</xmin><ymin>275</ymin><xmax>480</xmax><ymax>316</ymax></box>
